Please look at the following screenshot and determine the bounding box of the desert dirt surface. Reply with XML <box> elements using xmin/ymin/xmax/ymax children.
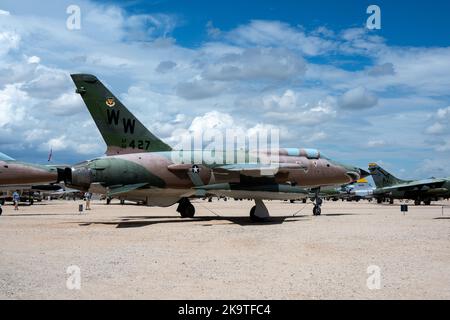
<box><xmin>0</xmin><ymin>198</ymin><xmax>449</xmax><ymax>299</ymax></box>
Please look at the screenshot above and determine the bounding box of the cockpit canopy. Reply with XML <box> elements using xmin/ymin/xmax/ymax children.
<box><xmin>279</xmin><ymin>148</ymin><xmax>321</xmax><ymax>159</ymax></box>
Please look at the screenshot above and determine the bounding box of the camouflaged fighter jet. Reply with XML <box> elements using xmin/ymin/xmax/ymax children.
<box><xmin>0</xmin><ymin>152</ymin><xmax>63</xmax><ymax>204</ymax></box>
<box><xmin>65</xmin><ymin>74</ymin><xmax>368</xmax><ymax>220</ymax></box>
<box><xmin>369</xmin><ymin>163</ymin><xmax>450</xmax><ymax>205</ymax></box>
<box><xmin>316</xmin><ymin>178</ymin><xmax>374</xmax><ymax>202</ymax></box>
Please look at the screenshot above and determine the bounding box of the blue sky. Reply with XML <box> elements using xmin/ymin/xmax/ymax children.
<box><xmin>0</xmin><ymin>0</ymin><xmax>450</xmax><ymax>179</ymax></box>
<box><xmin>101</xmin><ymin>0</ymin><xmax>450</xmax><ymax>48</ymax></box>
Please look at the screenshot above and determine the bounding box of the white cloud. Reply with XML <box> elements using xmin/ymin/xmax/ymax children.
<box><xmin>0</xmin><ymin>31</ymin><xmax>20</xmax><ymax>56</ymax></box>
<box><xmin>367</xmin><ymin>140</ymin><xmax>386</xmax><ymax>148</ymax></box>
<box><xmin>0</xmin><ymin>1</ymin><xmax>449</xmax><ymax>175</ymax></box>
<box><xmin>367</xmin><ymin>63</ymin><xmax>395</xmax><ymax>77</ymax></box>
<box><xmin>264</xmin><ymin>96</ymin><xmax>337</xmax><ymax>126</ymax></box>
<box><xmin>0</xmin><ymin>84</ymin><xmax>29</xmax><ymax>126</ymax></box>
<box><xmin>48</xmin><ymin>92</ymin><xmax>84</xmax><ymax>115</ymax></box>
<box><xmin>27</xmin><ymin>55</ymin><xmax>40</xmax><ymax>64</ymax></box>
<box><xmin>202</xmin><ymin>48</ymin><xmax>306</xmax><ymax>81</ymax></box>
<box><xmin>176</xmin><ymin>79</ymin><xmax>225</xmax><ymax>100</ymax></box>
<box><xmin>338</xmin><ymin>87</ymin><xmax>378</xmax><ymax>110</ymax></box>
<box><xmin>425</xmin><ymin>122</ymin><xmax>445</xmax><ymax>135</ymax></box>
<box><xmin>226</xmin><ymin>20</ymin><xmax>335</xmax><ymax>56</ymax></box>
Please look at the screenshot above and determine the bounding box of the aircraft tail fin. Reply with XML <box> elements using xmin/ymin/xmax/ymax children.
<box><xmin>70</xmin><ymin>74</ymin><xmax>172</xmax><ymax>155</ymax></box>
<box><xmin>368</xmin><ymin>163</ymin><xmax>407</xmax><ymax>188</ymax></box>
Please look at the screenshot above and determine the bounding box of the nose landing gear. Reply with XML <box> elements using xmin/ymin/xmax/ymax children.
<box><xmin>312</xmin><ymin>189</ymin><xmax>322</xmax><ymax>216</ymax></box>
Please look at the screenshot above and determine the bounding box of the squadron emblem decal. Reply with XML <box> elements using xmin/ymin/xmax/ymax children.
<box><xmin>105</xmin><ymin>97</ymin><xmax>116</xmax><ymax>107</ymax></box>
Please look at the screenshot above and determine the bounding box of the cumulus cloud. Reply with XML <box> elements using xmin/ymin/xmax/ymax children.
<box><xmin>176</xmin><ymin>79</ymin><xmax>225</xmax><ymax>100</ymax></box>
<box><xmin>226</xmin><ymin>20</ymin><xmax>335</xmax><ymax>56</ymax></box>
<box><xmin>367</xmin><ymin>63</ymin><xmax>395</xmax><ymax>77</ymax></box>
<box><xmin>425</xmin><ymin>106</ymin><xmax>450</xmax><ymax>136</ymax></box>
<box><xmin>0</xmin><ymin>0</ymin><xmax>449</xmax><ymax>175</ymax></box>
<box><xmin>206</xmin><ymin>21</ymin><xmax>221</xmax><ymax>38</ymax></box>
<box><xmin>338</xmin><ymin>87</ymin><xmax>378</xmax><ymax>110</ymax></box>
<box><xmin>155</xmin><ymin>60</ymin><xmax>177</xmax><ymax>73</ymax></box>
<box><xmin>0</xmin><ymin>31</ymin><xmax>20</xmax><ymax>56</ymax></box>
<box><xmin>202</xmin><ymin>47</ymin><xmax>306</xmax><ymax>81</ymax></box>
<box><xmin>263</xmin><ymin>92</ymin><xmax>337</xmax><ymax>126</ymax></box>
<box><xmin>0</xmin><ymin>84</ymin><xmax>29</xmax><ymax>126</ymax></box>
<box><xmin>367</xmin><ymin>140</ymin><xmax>386</xmax><ymax>148</ymax></box>
<box><xmin>48</xmin><ymin>92</ymin><xmax>84</xmax><ymax>116</ymax></box>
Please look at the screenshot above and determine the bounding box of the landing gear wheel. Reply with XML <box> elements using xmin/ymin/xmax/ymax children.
<box><xmin>312</xmin><ymin>189</ymin><xmax>322</xmax><ymax>216</ymax></box>
<box><xmin>177</xmin><ymin>198</ymin><xmax>195</xmax><ymax>218</ymax></box>
<box><xmin>414</xmin><ymin>199</ymin><xmax>421</xmax><ymax>206</ymax></box>
<box><xmin>423</xmin><ymin>200</ymin><xmax>431</xmax><ymax>206</ymax></box>
<box><xmin>313</xmin><ymin>205</ymin><xmax>321</xmax><ymax>216</ymax></box>
<box><xmin>389</xmin><ymin>198</ymin><xmax>394</xmax><ymax>205</ymax></box>
<box><xmin>250</xmin><ymin>206</ymin><xmax>266</xmax><ymax>222</ymax></box>
<box><xmin>106</xmin><ymin>197</ymin><xmax>111</xmax><ymax>205</ymax></box>
<box><xmin>377</xmin><ymin>198</ymin><xmax>382</xmax><ymax>204</ymax></box>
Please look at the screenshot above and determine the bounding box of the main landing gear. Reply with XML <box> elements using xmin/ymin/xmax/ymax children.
<box><xmin>177</xmin><ymin>198</ymin><xmax>195</xmax><ymax>218</ymax></box>
<box><xmin>312</xmin><ymin>189</ymin><xmax>322</xmax><ymax>216</ymax></box>
<box><xmin>249</xmin><ymin>199</ymin><xmax>270</xmax><ymax>222</ymax></box>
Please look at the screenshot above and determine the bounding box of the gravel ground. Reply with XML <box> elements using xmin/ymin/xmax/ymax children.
<box><xmin>0</xmin><ymin>199</ymin><xmax>449</xmax><ymax>299</ymax></box>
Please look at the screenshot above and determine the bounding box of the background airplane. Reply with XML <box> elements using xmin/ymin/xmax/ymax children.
<box><xmin>369</xmin><ymin>163</ymin><xmax>450</xmax><ymax>205</ymax></box>
<box><xmin>318</xmin><ymin>178</ymin><xmax>374</xmax><ymax>202</ymax></box>
<box><xmin>64</xmin><ymin>74</ymin><xmax>368</xmax><ymax>220</ymax></box>
<box><xmin>0</xmin><ymin>152</ymin><xmax>64</xmax><ymax>205</ymax></box>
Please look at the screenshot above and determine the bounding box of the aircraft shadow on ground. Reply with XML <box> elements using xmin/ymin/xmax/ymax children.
<box><xmin>76</xmin><ymin>212</ymin><xmax>358</xmax><ymax>228</ymax></box>
<box><xmin>78</xmin><ymin>215</ymin><xmax>310</xmax><ymax>228</ymax></box>
<box><xmin>6</xmin><ymin>213</ymin><xmax>83</xmax><ymax>217</ymax></box>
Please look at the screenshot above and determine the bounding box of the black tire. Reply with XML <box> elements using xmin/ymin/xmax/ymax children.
<box><xmin>0</xmin><ymin>208</ymin><xmax>2</xmax><ymax>216</ymax></box>
<box><xmin>377</xmin><ymin>198</ymin><xmax>382</xmax><ymax>204</ymax></box>
<box><xmin>313</xmin><ymin>205</ymin><xmax>321</xmax><ymax>216</ymax></box>
<box><xmin>185</xmin><ymin>203</ymin><xmax>195</xmax><ymax>218</ymax></box>
<box><xmin>389</xmin><ymin>198</ymin><xmax>394</xmax><ymax>205</ymax></box>
<box><xmin>414</xmin><ymin>199</ymin><xmax>421</xmax><ymax>206</ymax></box>
<box><xmin>106</xmin><ymin>198</ymin><xmax>111</xmax><ymax>205</ymax></box>
<box><xmin>423</xmin><ymin>200</ymin><xmax>431</xmax><ymax>206</ymax></box>
<box><xmin>179</xmin><ymin>202</ymin><xmax>195</xmax><ymax>218</ymax></box>
<box><xmin>249</xmin><ymin>206</ymin><xmax>266</xmax><ymax>222</ymax></box>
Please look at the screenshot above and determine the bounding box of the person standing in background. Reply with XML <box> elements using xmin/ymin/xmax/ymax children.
<box><xmin>12</xmin><ymin>191</ymin><xmax>20</xmax><ymax>211</ymax></box>
<box><xmin>84</xmin><ymin>192</ymin><xmax>92</xmax><ymax>210</ymax></box>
